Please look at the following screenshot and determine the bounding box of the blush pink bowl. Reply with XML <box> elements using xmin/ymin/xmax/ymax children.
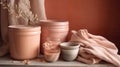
<box><xmin>44</xmin><ymin>48</ymin><xmax>60</xmax><ymax>62</ymax></box>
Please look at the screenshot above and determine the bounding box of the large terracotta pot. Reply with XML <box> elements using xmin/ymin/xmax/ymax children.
<box><xmin>8</xmin><ymin>25</ymin><xmax>41</xmax><ymax>60</ymax></box>
<box><xmin>39</xmin><ymin>20</ymin><xmax>69</xmax><ymax>54</ymax></box>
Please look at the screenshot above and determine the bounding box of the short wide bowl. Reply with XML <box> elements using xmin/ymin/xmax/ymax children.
<box><xmin>60</xmin><ymin>42</ymin><xmax>80</xmax><ymax>61</ymax></box>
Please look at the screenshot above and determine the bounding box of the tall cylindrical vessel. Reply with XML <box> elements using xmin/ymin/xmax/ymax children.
<box><xmin>8</xmin><ymin>25</ymin><xmax>41</xmax><ymax>60</ymax></box>
<box><xmin>39</xmin><ymin>20</ymin><xmax>69</xmax><ymax>54</ymax></box>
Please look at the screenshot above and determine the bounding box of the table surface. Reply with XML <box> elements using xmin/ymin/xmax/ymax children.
<box><xmin>0</xmin><ymin>55</ymin><xmax>116</xmax><ymax>67</ymax></box>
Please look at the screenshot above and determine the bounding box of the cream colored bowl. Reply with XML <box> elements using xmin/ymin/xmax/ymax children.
<box><xmin>60</xmin><ymin>42</ymin><xmax>80</xmax><ymax>61</ymax></box>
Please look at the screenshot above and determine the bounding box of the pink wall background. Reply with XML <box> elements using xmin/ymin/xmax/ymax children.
<box><xmin>45</xmin><ymin>0</ymin><xmax>120</xmax><ymax>53</ymax></box>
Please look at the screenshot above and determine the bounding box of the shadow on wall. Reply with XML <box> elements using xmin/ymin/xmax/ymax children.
<box><xmin>45</xmin><ymin>0</ymin><xmax>120</xmax><ymax>53</ymax></box>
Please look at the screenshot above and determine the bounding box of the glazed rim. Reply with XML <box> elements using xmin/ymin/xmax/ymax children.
<box><xmin>60</xmin><ymin>42</ymin><xmax>80</xmax><ymax>49</ymax></box>
<box><xmin>40</xmin><ymin>20</ymin><xmax>69</xmax><ymax>26</ymax></box>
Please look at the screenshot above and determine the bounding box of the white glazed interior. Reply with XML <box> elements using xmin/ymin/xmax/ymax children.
<box><xmin>60</xmin><ymin>42</ymin><xmax>80</xmax><ymax>50</ymax></box>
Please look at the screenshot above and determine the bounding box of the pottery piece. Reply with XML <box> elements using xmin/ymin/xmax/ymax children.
<box><xmin>39</xmin><ymin>20</ymin><xmax>69</xmax><ymax>54</ymax></box>
<box><xmin>44</xmin><ymin>48</ymin><xmax>60</xmax><ymax>62</ymax></box>
<box><xmin>60</xmin><ymin>42</ymin><xmax>80</xmax><ymax>61</ymax></box>
<box><xmin>8</xmin><ymin>25</ymin><xmax>41</xmax><ymax>60</ymax></box>
<box><xmin>43</xmin><ymin>41</ymin><xmax>60</xmax><ymax>62</ymax></box>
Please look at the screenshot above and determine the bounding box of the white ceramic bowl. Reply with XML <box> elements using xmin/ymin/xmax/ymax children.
<box><xmin>60</xmin><ymin>42</ymin><xmax>80</xmax><ymax>61</ymax></box>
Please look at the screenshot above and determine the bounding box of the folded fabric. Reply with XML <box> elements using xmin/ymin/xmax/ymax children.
<box><xmin>70</xmin><ymin>29</ymin><xmax>120</xmax><ymax>67</ymax></box>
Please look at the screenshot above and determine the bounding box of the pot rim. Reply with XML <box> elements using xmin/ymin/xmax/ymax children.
<box><xmin>60</xmin><ymin>42</ymin><xmax>80</xmax><ymax>49</ymax></box>
<box><xmin>39</xmin><ymin>19</ymin><xmax>69</xmax><ymax>26</ymax></box>
<box><xmin>8</xmin><ymin>25</ymin><xmax>41</xmax><ymax>31</ymax></box>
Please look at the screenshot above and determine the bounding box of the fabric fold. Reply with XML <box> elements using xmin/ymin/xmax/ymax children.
<box><xmin>70</xmin><ymin>29</ymin><xmax>120</xmax><ymax>67</ymax></box>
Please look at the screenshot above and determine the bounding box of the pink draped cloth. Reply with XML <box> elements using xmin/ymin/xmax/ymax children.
<box><xmin>70</xmin><ymin>29</ymin><xmax>120</xmax><ymax>67</ymax></box>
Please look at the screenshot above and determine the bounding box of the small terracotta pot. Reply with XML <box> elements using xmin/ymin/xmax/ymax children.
<box><xmin>43</xmin><ymin>41</ymin><xmax>60</xmax><ymax>62</ymax></box>
<box><xmin>8</xmin><ymin>25</ymin><xmax>41</xmax><ymax>60</ymax></box>
<box><xmin>44</xmin><ymin>48</ymin><xmax>60</xmax><ymax>62</ymax></box>
<box><xmin>39</xmin><ymin>20</ymin><xmax>69</xmax><ymax>54</ymax></box>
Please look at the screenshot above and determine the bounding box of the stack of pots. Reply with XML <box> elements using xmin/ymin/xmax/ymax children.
<box><xmin>8</xmin><ymin>20</ymin><xmax>69</xmax><ymax>60</ymax></box>
<box><xmin>39</xmin><ymin>20</ymin><xmax>69</xmax><ymax>54</ymax></box>
<box><xmin>8</xmin><ymin>25</ymin><xmax>41</xmax><ymax>60</ymax></box>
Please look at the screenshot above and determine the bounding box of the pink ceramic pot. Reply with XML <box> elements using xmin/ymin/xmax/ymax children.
<box><xmin>8</xmin><ymin>25</ymin><xmax>41</xmax><ymax>60</ymax></box>
<box><xmin>39</xmin><ymin>20</ymin><xmax>69</xmax><ymax>54</ymax></box>
<box><xmin>44</xmin><ymin>48</ymin><xmax>60</xmax><ymax>62</ymax></box>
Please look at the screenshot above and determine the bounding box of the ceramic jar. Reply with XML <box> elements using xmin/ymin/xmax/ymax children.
<box><xmin>60</xmin><ymin>42</ymin><xmax>80</xmax><ymax>61</ymax></box>
<box><xmin>8</xmin><ymin>25</ymin><xmax>41</xmax><ymax>60</ymax></box>
<box><xmin>39</xmin><ymin>20</ymin><xmax>69</xmax><ymax>54</ymax></box>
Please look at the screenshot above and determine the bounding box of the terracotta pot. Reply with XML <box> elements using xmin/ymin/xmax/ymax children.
<box><xmin>39</xmin><ymin>20</ymin><xmax>69</xmax><ymax>54</ymax></box>
<box><xmin>44</xmin><ymin>48</ymin><xmax>60</xmax><ymax>62</ymax></box>
<box><xmin>43</xmin><ymin>40</ymin><xmax>60</xmax><ymax>62</ymax></box>
<box><xmin>8</xmin><ymin>25</ymin><xmax>41</xmax><ymax>60</ymax></box>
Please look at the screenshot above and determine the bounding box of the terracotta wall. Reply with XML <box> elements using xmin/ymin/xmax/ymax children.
<box><xmin>45</xmin><ymin>0</ymin><xmax>120</xmax><ymax>53</ymax></box>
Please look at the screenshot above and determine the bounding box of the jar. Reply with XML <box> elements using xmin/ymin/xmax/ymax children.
<box><xmin>39</xmin><ymin>20</ymin><xmax>69</xmax><ymax>54</ymax></box>
<box><xmin>8</xmin><ymin>25</ymin><xmax>41</xmax><ymax>60</ymax></box>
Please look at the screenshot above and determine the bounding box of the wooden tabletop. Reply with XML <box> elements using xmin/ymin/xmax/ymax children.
<box><xmin>0</xmin><ymin>55</ymin><xmax>116</xmax><ymax>67</ymax></box>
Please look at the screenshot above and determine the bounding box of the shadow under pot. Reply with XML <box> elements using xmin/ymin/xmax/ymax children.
<box><xmin>8</xmin><ymin>25</ymin><xmax>41</xmax><ymax>60</ymax></box>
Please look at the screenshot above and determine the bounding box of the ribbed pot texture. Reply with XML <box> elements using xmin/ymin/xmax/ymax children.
<box><xmin>39</xmin><ymin>20</ymin><xmax>69</xmax><ymax>54</ymax></box>
<box><xmin>8</xmin><ymin>25</ymin><xmax>41</xmax><ymax>60</ymax></box>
